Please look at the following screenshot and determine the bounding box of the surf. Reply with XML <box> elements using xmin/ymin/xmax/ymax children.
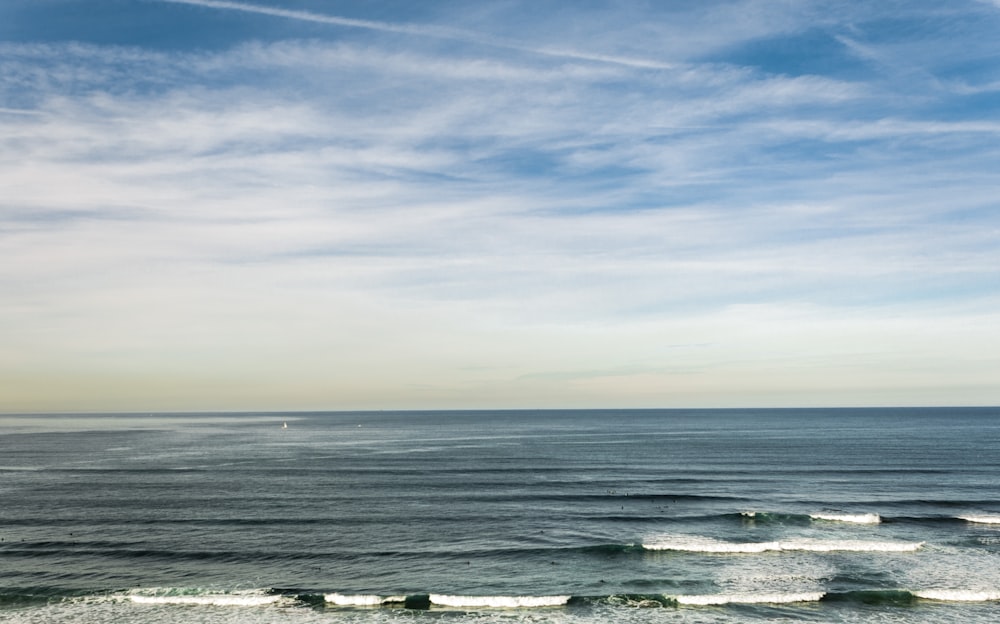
<box><xmin>127</xmin><ymin>588</ymin><xmax>284</xmax><ymax>607</ymax></box>
<box><xmin>810</xmin><ymin>512</ymin><xmax>882</xmax><ymax>524</ymax></box>
<box><xmin>959</xmin><ymin>515</ymin><xmax>1000</xmax><ymax>524</ymax></box>
<box><xmin>738</xmin><ymin>510</ymin><xmax>881</xmax><ymax>524</ymax></box>
<box><xmin>643</xmin><ymin>535</ymin><xmax>924</xmax><ymax>553</ymax></box>
<box><xmin>674</xmin><ymin>592</ymin><xmax>825</xmax><ymax>606</ymax></box>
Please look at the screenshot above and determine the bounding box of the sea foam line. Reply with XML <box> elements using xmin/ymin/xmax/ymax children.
<box><xmin>915</xmin><ymin>590</ymin><xmax>1000</xmax><ymax>602</ymax></box>
<box><xmin>129</xmin><ymin>593</ymin><xmax>281</xmax><ymax>606</ymax></box>
<box><xmin>324</xmin><ymin>593</ymin><xmax>407</xmax><ymax>606</ymax></box>
<box><xmin>643</xmin><ymin>537</ymin><xmax>923</xmax><ymax>553</ymax></box>
<box><xmin>739</xmin><ymin>511</ymin><xmax>881</xmax><ymax>524</ymax></box>
<box><xmin>323</xmin><ymin>594</ymin><xmax>571</xmax><ymax>609</ymax></box>
<box><xmin>429</xmin><ymin>594</ymin><xmax>571</xmax><ymax>608</ymax></box>
<box><xmin>959</xmin><ymin>515</ymin><xmax>1000</xmax><ymax>524</ymax></box>
<box><xmin>810</xmin><ymin>512</ymin><xmax>881</xmax><ymax>524</ymax></box>
<box><xmin>674</xmin><ymin>592</ymin><xmax>825</xmax><ymax>606</ymax></box>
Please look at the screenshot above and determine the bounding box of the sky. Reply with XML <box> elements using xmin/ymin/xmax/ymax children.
<box><xmin>2</xmin><ymin>0</ymin><xmax>1000</xmax><ymax>413</ymax></box>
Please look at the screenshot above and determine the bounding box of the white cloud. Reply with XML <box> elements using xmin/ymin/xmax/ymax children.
<box><xmin>2</xmin><ymin>3</ymin><xmax>1000</xmax><ymax>411</ymax></box>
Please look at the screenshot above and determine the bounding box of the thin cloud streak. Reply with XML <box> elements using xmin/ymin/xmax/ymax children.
<box><xmin>159</xmin><ymin>0</ymin><xmax>677</xmax><ymax>69</ymax></box>
<box><xmin>159</xmin><ymin>0</ymin><xmax>467</xmax><ymax>37</ymax></box>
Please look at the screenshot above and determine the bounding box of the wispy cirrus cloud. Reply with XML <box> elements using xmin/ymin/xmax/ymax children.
<box><xmin>2</xmin><ymin>1</ymin><xmax>1000</xmax><ymax>411</ymax></box>
<box><xmin>160</xmin><ymin>0</ymin><xmax>678</xmax><ymax>70</ymax></box>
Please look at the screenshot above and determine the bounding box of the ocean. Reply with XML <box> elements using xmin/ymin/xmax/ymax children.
<box><xmin>2</xmin><ymin>407</ymin><xmax>1000</xmax><ymax>623</ymax></box>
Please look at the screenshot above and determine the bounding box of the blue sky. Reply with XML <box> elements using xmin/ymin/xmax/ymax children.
<box><xmin>2</xmin><ymin>0</ymin><xmax>1000</xmax><ymax>412</ymax></box>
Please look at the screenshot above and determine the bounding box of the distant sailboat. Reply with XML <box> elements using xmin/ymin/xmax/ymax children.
<box><xmin>282</xmin><ymin>421</ymin><xmax>288</xmax><ymax>430</ymax></box>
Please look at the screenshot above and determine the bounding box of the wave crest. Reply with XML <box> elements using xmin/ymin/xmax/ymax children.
<box><xmin>643</xmin><ymin>536</ymin><xmax>923</xmax><ymax>553</ymax></box>
<box><xmin>675</xmin><ymin>592</ymin><xmax>825</xmax><ymax>606</ymax></box>
<box><xmin>128</xmin><ymin>589</ymin><xmax>280</xmax><ymax>607</ymax></box>
<box><xmin>324</xmin><ymin>593</ymin><xmax>407</xmax><ymax>606</ymax></box>
<box><xmin>915</xmin><ymin>590</ymin><xmax>1000</xmax><ymax>602</ymax></box>
<box><xmin>428</xmin><ymin>594</ymin><xmax>570</xmax><ymax>608</ymax></box>
<box><xmin>811</xmin><ymin>512</ymin><xmax>881</xmax><ymax>524</ymax></box>
<box><xmin>959</xmin><ymin>515</ymin><xmax>1000</xmax><ymax>524</ymax></box>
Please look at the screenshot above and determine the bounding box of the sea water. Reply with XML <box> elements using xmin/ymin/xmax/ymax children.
<box><xmin>2</xmin><ymin>408</ymin><xmax>1000</xmax><ymax>623</ymax></box>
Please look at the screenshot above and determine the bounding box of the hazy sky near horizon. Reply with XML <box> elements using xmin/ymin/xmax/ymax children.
<box><xmin>2</xmin><ymin>0</ymin><xmax>1000</xmax><ymax>412</ymax></box>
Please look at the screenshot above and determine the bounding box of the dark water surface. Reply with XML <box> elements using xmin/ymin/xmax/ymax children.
<box><xmin>3</xmin><ymin>408</ymin><xmax>1000</xmax><ymax>623</ymax></box>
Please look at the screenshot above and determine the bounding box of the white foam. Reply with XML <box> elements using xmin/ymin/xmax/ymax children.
<box><xmin>645</xmin><ymin>537</ymin><xmax>780</xmax><ymax>553</ymax></box>
<box><xmin>674</xmin><ymin>592</ymin><xmax>825</xmax><ymax>606</ymax></box>
<box><xmin>129</xmin><ymin>593</ymin><xmax>281</xmax><ymax>606</ymax></box>
<box><xmin>811</xmin><ymin>512</ymin><xmax>881</xmax><ymax>524</ymax></box>
<box><xmin>781</xmin><ymin>539</ymin><xmax>923</xmax><ymax>553</ymax></box>
<box><xmin>324</xmin><ymin>593</ymin><xmax>406</xmax><ymax>606</ymax></box>
<box><xmin>959</xmin><ymin>515</ymin><xmax>1000</xmax><ymax>524</ymax></box>
<box><xmin>429</xmin><ymin>594</ymin><xmax>570</xmax><ymax>608</ymax></box>
<box><xmin>915</xmin><ymin>590</ymin><xmax>1000</xmax><ymax>602</ymax></box>
<box><xmin>644</xmin><ymin>536</ymin><xmax>923</xmax><ymax>553</ymax></box>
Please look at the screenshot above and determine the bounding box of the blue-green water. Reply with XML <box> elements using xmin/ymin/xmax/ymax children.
<box><xmin>3</xmin><ymin>408</ymin><xmax>1000</xmax><ymax>623</ymax></box>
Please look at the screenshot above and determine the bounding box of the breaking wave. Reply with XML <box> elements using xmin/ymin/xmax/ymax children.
<box><xmin>324</xmin><ymin>593</ymin><xmax>409</xmax><ymax>607</ymax></box>
<box><xmin>428</xmin><ymin>595</ymin><xmax>571</xmax><ymax>608</ymax></box>
<box><xmin>738</xmin><ymin>510</ymin><xmax>881</xmax><ymax>524</ymax></box>
<box><xmin>810</xmin><ymin>512</ymin><xmax>881</xmax><ymax>524</ymax></box>
<box><xmin>323</xmin><ymin>594</ymin><xmax>570</xmax><ymax>609</ymax></box>
<box><xmin>675</xmin><ymin>592</ymin><xmax>825</xmax><ymax>606</ymax></box>
<box><xmin>959</xmin><ymin>515</ymin><xmax>1000</xmax><ymax>525</ymax></box>
<box><xmin>127</xmin><ymin>588</ymin><xmax>283</xmax><ymax>607</ymax></box>
<box><xmin>643</xmin><ymin>536</ymin><xmax>923</xmax><ymax>553</ymax></box>
<box><xmin>914</xmin><ymin>590</ymin><xmax>1000</xmax><ymax>602</ymax></box>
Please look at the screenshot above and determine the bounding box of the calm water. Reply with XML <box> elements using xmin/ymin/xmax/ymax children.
<box><xmin>2</xmin><ymin>408</ymin><xmax>1000</xmax><ymax>623</ymax></box>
